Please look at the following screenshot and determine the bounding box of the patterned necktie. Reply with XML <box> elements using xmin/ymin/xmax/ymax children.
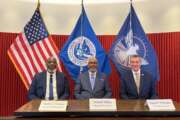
<box><xmin>90</xmin><ymin>73</ymin><xmax>95</xmax><ymax>90</ymax></box>
<box><xmin>135</xmin><ymin>72</ymin><xmax>140</xmax><ymax>94</ymax></box>
<box><xmin>49</xmin><ymin>74</ymin><xmax>53</xmax><ymax>100</ymax></box>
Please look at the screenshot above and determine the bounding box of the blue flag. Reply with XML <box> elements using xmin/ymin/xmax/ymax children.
<box><xmin>60</xmin><ymin>7</ymin><xmax>111</xmax><ymax>82</ymax></box>
<box><xmin>109</xmin><ymin>4</ymin><xmax>159</xmax><ymax>81</ymax></box>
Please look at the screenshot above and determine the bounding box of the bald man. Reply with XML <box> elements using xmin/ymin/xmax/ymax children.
<box><xmin>74</xmin><ymin>57</ymin><xmax>112</xmax><ymax>99</ymax></box>
<box><xmin>28</xmin><ymin>57</ymin><xmax>69</xmax><ymax>100</ymax></box>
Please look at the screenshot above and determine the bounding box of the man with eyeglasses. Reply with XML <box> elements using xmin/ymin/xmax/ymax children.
<box><xmin>74</xmin><ymin>56</ymin><xmax>112</xmax><ymax>99</ymax></box>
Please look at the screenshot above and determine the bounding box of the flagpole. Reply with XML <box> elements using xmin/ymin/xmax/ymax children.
<box><xmin>81</xmin><ymin>0</ymin><xmax>83</xmax><ymax>38</ymax></box>
<box><xmin>128</xmin><ymin>0</ymin><xmax>133</xmax><ymax>66</ymax></box>
<box><xmin>36</xmin><ymin>0</ymin><xmax>50</xmax><ymax>34</ymax></box>
<box><xmin>130</xmin><ymin>0</ymin><xmax>132</xmax><ymax>30</ymax></box>
<box><xmin>80</xmin><ymin>0</ymin><xmax>84</xmax><ymax>73</ymax></box>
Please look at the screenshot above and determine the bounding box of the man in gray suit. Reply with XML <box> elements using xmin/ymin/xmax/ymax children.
<box><xmin>28</xmin><ymin>57</ymin><xmax>69</xmax><ymax>100</ymax></box>
<box><xmin>74</xmin><ymin>57</ymin><xmax>112</xmax><ymax>99</ymax></box>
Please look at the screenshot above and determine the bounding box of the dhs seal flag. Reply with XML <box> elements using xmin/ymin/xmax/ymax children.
<box><xmin>109</xmin><ymin>4</ymin><xmax>159</xmax><ymax>81</ymax></box>
<box><xmin>60</xmin><ymin>6</ymin><xmax>111</xmax><ymax>82</ymax></box>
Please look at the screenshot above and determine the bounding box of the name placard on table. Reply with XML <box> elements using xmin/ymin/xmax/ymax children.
<box><xmin>39</xmin><ymin>100</ymin><xmax>68</xmax><ymax>111</ymax></box>
<box><xmin>89</xmin><ymin>99</ymin><xmax>117</xmax><ymax>111</ymax></box>
<box><xmin>146</xmin><ymin>99</ymin><xmax>176</xmax><ymax>111</ymax></box>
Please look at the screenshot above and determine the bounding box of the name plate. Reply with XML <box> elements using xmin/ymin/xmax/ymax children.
<box><xmin>89</xmin><ymin>99</ymin><xmax>117</xmax><ymax>111</ymax></box>
<box><xmin>39</xmin><ymin>100</ymin><xmax>68</xmax><ymax>111</ymax></box>
<box><xmin>146</xmin><ymin>99</ymin><xmax>176</xmax><ymax>111</ymax></box>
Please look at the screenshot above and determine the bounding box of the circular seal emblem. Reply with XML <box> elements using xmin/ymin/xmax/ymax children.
<box><xmin>68</xmin><ymin>36</ymin><xmax>96</xmax><ymax>66</ymax></box>
<box><xmin>113</xmin><ymin>35</ymin><xmax>148</xmax><ymax>69</ymax></box>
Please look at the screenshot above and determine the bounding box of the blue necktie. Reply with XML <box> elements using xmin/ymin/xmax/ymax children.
<box><xmin>90</xmin><ymin>73</ymin><xmax>95</xmax><ymax>90</ymax></box>
<box><xmin>49</xmin><ymin>74</ymin><xmax>53</xmax><ymax>100</ymax></box>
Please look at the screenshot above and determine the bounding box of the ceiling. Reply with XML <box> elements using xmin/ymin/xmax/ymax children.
<box><xmin>0</xmin><ymin>0</ymin><xmax>180</xmax><ymax>34</ymax></box>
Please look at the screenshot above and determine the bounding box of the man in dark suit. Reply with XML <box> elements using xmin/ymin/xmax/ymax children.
<box><xmin>28</xmin><ymin>57</ymin><xmax>69</xmax><ymax>100</ymax></box>
<box><xmin>74</xmin><ymin>57</ymin><xmax>112</xmax><ymax>99</ymax></box>
<box><xmin>121</xmin><ymin>55</ymin><xmax>157</xmax><ymax>99</ymax></box>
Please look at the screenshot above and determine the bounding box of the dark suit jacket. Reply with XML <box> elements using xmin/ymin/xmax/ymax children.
<box><xmin>28</xmin><ymin>71</ymin><xmax>69</xmax><ymax>100</ymax></box>
<box><xmin>74</xmin><ymin>71</ymin><xmax>112</xmax><ymax>99</ymax></box>
<box><xmin>120</xmin><ymin>70</ymin><xmax>157</xmax><ymax>99</ymax></box>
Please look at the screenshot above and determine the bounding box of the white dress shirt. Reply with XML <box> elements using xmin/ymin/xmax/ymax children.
<box><xmin>45</xmin><ymin>71</ymin><xmax>58</xmax><ymax>100</ymax></box>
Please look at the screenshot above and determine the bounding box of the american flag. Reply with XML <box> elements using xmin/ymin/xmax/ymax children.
<box><xmin>7</xmin><ymin>8</ymin><xmax>62</xmax><ymax>89</ymax></box>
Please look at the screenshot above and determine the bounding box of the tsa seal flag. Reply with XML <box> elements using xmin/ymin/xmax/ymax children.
<box><xmin>67</xmin><ymin>36</ymin><xmax>96</xmax><ymax>67</ymax></box>
<box><xmin>109</xmin><ymin>4</ymin><xmax>159</xmax><ymax>81</ymax></box>
<box><xmin>60</xmin><ymin>7</ymin><xmax>111</xmax><ymax>82</ymax></box>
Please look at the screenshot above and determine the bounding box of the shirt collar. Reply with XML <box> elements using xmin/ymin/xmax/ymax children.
<box><xmin>88</xmin><ymin>70</ymin><xmax>97</xmax><ymax>76</ymax></box>
<box><xmin>132</xmin><ymin>69</ymin><xmax>141</xmax><ymax>74</ymax></box>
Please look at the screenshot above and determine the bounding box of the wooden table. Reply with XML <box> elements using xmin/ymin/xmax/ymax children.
<box><xmin>13</xmin><ymin>99</ymin><xmax>180</xmax><ymax>120</ymax></box>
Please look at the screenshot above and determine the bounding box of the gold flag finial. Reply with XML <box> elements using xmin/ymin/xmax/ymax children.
<box><xmin>37</xmin><ymin>0</ymin><xmax>40</xmax><ymax>9</ymax></box>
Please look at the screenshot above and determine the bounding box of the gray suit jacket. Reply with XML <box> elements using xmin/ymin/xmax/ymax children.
<box><xmin>74</xmin><ymin>71</ymin><xmax>112</xmax><ymax>99</ymax></box>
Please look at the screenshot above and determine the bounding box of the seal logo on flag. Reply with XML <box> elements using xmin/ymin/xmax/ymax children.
<box><xmin>113</xmin><ymin>30</ymin><xmax>149</xmax><ymax>69</ymax></box>
<box><xmin>68</xmin><ymin>36</ymin><xmax>96</xmax><ymax>66</ymax></box>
